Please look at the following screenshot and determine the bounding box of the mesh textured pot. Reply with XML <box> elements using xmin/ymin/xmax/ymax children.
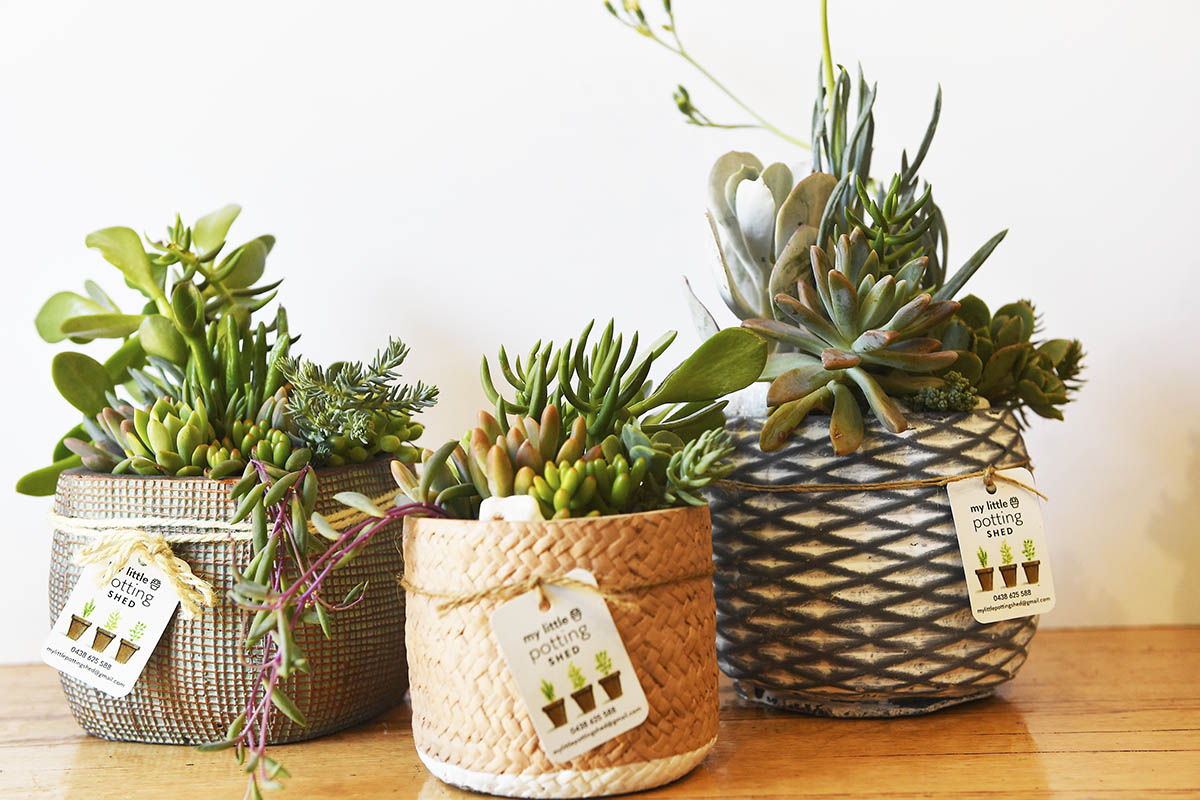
<box><xmin>708</xmin><ymin>385</ymin><xmax>1037</xmax><ymax>718</ymax></box>
<box><xmin>48</xmin><ymin>460</ymin><xmax>408</xmax><ymax>744</ymax></box>
<box><xmin>404</xmin><ymin>506</ymin><xmax>718</xmax><ymax>799</ymax></box>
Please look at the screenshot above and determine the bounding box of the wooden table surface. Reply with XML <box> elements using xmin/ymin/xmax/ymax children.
<box><xmin>2</xmin><ymin>626</ymin><xmax>1197</xmax><ymax>799</ymax></box>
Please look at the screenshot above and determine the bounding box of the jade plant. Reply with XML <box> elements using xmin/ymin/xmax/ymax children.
<box><xmin>385</xmin><ymin>321</ymin><xmax>766</xmax><ymax>520</ymax></box>
<box><xmin>25</xmin><ymin>206</ymin><xmax>440</xmax><ymax>796</ymax></box>
<box><xmin>604</xmin><ymin>1</ymin><xmax>1085</xmax><ymax>455</ymax></box>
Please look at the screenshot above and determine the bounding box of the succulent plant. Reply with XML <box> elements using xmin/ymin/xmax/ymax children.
<box><xmin>976</xmin><ymin>547</ymin><xmax>989</xmax><ymax>569</ymax></box>
<box><xmin>937</xmin><ymin>296</ymin><xmax>1085</xmax><ymax>423</ymax></box>
<box><xmin>390</xmin><ymin>321</ymin><xmax>764</xmax><ymax>519</ymax></box>
<box><xmin>744</xmin><ymin>229</ymin><xmax>962</xmax><ymax>454</ymax></box>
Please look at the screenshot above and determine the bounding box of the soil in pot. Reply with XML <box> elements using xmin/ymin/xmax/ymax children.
<box><xmin>975</xmin><ymin>568</ymin><xmax>995</xmax><ymax>591</ymax></box>
<box><xmin>90</xmin><ymin>627</ymin><xmax>115</xmax><ymax>653</ymax></box>
<box><xmin>999</xmin><ymin>564</ymin><xmax>1019</xmax><ymax>588</ymax></box>
<box><xmin>571</xmin><ymin>685</ymin><xmax>596</xmax><ymax>713</ymax></box>
<box><xmin>541</xmin><ymin>698</ymin><xmax>567</xmax><ymax>728</ymax></box>
<box><xmin>1022</xmin><ymin>561</ymin><xmax>1040</xmax><ymax>584</ymax></box>
<box><xmin>65</xmin><ymin>615</ymin><xmax>92</xmax><ymax>641</ymax></box>
<box><xmin>114</xmin><ymin>640</ymin><xmax>140</xmax><ymax>664</ymax></box>
<box><xmin>599</xmin><ymin>671</ymin><xmax>624</xmax><ymax>701</ymax></box>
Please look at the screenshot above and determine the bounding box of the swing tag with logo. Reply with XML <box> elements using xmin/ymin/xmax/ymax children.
<box><xmin>42</xmin><ymin>559</ymin><xmax>180</xmax><ymax>697</ymax></box>
<box><xmin>946</xmin><ymin>467</ymin><xmax>1055</xmax><ymax>624</ymax></box>
<box><xmin>489</xmin><ymin>568</ymin><xmax>649</xmax><ymax>763</ymax></box>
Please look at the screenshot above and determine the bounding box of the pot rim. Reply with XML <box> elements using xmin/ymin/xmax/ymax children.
<box><xmin>404</xmin><ymin>504</ymin><xmax>709</xmax><ymax>534</ymax></box>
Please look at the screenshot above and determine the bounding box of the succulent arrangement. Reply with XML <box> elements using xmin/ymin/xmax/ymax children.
<box><xmin>385</xmin><ymin>321</ymin><xmax>765</xmax><ymax>520</ymax></box>
<box><xmin>605</xmin><ymin>1</ymin><xmax>1085</xmax><ymax>455</ymax></box>
<box><xmin>25</xmin><ymin>205</ymin><xmax>439</xmax><ymax>796</ymax></box>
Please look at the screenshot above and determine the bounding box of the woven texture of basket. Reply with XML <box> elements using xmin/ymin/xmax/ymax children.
<box><xmin>404</xmin><ymin>505</ymin><xmax>718</xmax><ymax>799</ymax></box>
<box><xmin>48</xmin><ymin>460</ymin><xmax>408</xmax><ymax>744</ymax></box>
<box><xmin>709</xmin><ymin>385</ymin><xmax>1038</xmax><ymax>717</ymax></box>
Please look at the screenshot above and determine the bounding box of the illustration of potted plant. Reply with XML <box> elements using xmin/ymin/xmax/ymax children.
<box><xmin>115</xmin><ymin>621</ymin><xmax>146</xmax><ymax>664</ymax></box>
<box><xmin>568</xmin><ymin>662</ymin><xmax>596</xmax><ymax>713</ymax></box>
<box><xmin>975</xmin><ymin>548</ymin><xmax>994</xmax><ymax>592</ymax></box>
<box><xmin>1021</xmin><ymin>539</ymin><xmax>1040</xmax><ymax>584</ymax></box>
<box><xmin>540</xmin><ymin>679</ymin><xmax>567</xmax><ymax>729</ymax></box>
<box><xmin>91</xmin><ymin>610</ymin><xmax>119</xmax><ymax>653</ymax></box>
<box><xmin>998</xmin><ymin>541</ymin><xmax>1019</xmax><ymax>588</ymax></box>
<box><xmin>66</xmin><ymin>599</ymin><xmax>95</xmax><ymax>641</ymax></box>
<box><xmin>595</xmin><ymin>650</ymin><xmax>623</xmax><ymax>701</ymax></box>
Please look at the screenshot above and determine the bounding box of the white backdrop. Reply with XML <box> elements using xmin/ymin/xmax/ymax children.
<box><xmin>2</xmin><ymin>1</ymin><xmax>1197</xmax><ymax>663</ymax></box>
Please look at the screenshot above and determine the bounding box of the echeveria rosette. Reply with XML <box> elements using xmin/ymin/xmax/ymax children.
<box><xmin>743</xmin><ymin>229</ymin><xmax>961</xmax><ymax>455</ymax></box>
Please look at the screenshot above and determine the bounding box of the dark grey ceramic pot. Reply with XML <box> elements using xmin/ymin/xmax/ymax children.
<box><xmin>709</xmin><ymin>385</ymin><xmax>1038</xmax><ymax>718</ymax></box>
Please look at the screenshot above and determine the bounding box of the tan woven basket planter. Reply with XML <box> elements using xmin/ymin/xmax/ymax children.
<box><xmin>48</xmin><ymin>459</ymin><xmax>408</xmax><ymax>745</ymax></box>
<box><xmin>404</xmin><ymin>506</ymin><xmax>718</xmax><ymax>799</ymax></box>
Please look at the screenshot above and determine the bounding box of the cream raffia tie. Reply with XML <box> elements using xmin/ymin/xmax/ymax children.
<box><xmin>74</xmin><ymin>529</ymin><xmax>216</xmax><ymax>619</ymax></box>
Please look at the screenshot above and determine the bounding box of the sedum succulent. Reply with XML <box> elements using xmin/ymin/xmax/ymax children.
<box><xmin>936</xmin><ymin>296</ymin><xmax>1085</xmax><ymax>423</ymax></box>
<box><xmin>743</xmin><ymin>229</ymin><xmax>962</xmax><ymax>455</ymax></box>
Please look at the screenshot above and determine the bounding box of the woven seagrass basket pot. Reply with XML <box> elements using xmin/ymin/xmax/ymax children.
<box><xmin>48</xmin><ymin>459</ymin><xmax>408</xmax><ymax>744</ymax></box>
<box><xmin>708</xmin><ymin>385</ymin><xmax>1038</xmax><ymax>718</ymax></box>
<box><xmin>404</xmin><ymin>505</ymin><xmax>718</xmax><ymax>799</ymax></box>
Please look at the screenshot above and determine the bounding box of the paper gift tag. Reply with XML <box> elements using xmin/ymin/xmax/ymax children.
<box><xmin>947</xmin><ymin>467</ymin><xmax>1056</xmax><ymax>624</ymax></box>
<box><xmin>42</xmin><ymin>559</ymin><xmax>180</xmax><ymax>697</ymax></box>
<box><xmin>490</xmin><ymin>568</ymin><xmax>649</xmax><ymax>764</ymax></box>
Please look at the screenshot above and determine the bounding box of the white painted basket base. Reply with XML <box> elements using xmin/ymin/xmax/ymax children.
<box><xmin>416</xmin><ymin>736</ymin><xmax>717</xmax><ymax>798</ymax></box>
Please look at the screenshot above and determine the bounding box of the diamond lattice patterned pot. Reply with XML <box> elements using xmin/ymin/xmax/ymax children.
<box><xmin>708</xmin><ymin>385</ymin><xmax>1038</xmax><ymax>717</ymax></box>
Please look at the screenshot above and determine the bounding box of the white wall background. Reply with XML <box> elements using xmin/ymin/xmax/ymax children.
<box><xmin>1</xmin><ymin>1</ymin><xmax>1197</xmax><ymax>663</ymax></box>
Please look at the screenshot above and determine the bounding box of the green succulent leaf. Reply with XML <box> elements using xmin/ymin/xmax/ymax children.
<box><xmin>137</xmin><ymin>316</ymin><xmax>188</xmax><ymax>364</ymax></box>
<box><xmin>51</xmin><ymin>352</ymin><xmax>114</xmax><ymax>415</ymax></box>
<box><xmin>16</xmin><ymin>454</ymin><xmax>82</xmax><ymax>496</ymax></box>
<box><xmin>85</xmin><ymin>227</ymin><xmax>160</xmax><ymax>298</ymax></box>
<box><xmin>59</xmin><ymin>313</ymin><xmax>145</xmax><ymax>340</ymax></box>
<box><xmin>635</xmin><ymin>328</ymin><xmax>767</xmax><ymax>411</ymax></box>
<box><xmin>35</xmin><ymin>292</ymin><xmax>108</xmax><ymax>343</ymax></box>
<box><xmin>192</xmin><ymin>203</ymin><xmax>242</xmax><ymax>255</ymax></box>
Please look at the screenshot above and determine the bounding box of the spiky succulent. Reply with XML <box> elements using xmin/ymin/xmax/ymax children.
<box><xmin>390</xmin><ymin>321</ymin><xmax>764</xmax><ymax>519</ymax></box>
<box><xmin>687</xmin><ymin>64</ymin><xmax>1006</xmax><ymax>359</ymax></box>
<box><xmin>744</xmin><ymin>229</ymin><xmax>962</xmax><ymax>454</ymax></box>
<box><xmin>937</xmin><ymin>296</ymin><xmax>1085</xmax><ymax>424</ymax></box>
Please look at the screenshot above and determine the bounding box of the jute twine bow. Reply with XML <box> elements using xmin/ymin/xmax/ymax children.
<box><xmin>400</xmin><ymin>563</ymin><xmax>717</xmax><ymax>615</ymax></box>
<box><xmin>715</xmin><ymin>459</ymin><xmax>1048</xmax><ymax>501</ymax></box>
<box><xmin>74</xmin><ymin>529</ymin><xmax>216</xmax><ymax>619</ymax></box>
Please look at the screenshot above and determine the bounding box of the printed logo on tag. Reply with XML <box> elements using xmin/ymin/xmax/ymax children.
<box><xmin>42</xmin><ymin>560</ymin><xmax>180</xmax><ymax>697</ymax></box>
<box><xmin>947</xmin><ymin>467</ymin><xmax>1055</xmax><ymax>624</ymax></box>
<box><xmin>489</xmin><ymin>568</ymin><xmax>649</xmax><ymax>764</ymax></box>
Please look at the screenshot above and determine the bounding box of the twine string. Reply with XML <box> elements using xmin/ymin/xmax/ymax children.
<box><xmin>714</xmin><ymin>459</ymin><xmax>1047</xmax><ymax>501</ymax></box>
<box><xmin>75</xmin><ymin>530</ymin><xmax>216</xmax><ymax>620</ymax></box>
<box><xmin>52</xmin><ymin>490</ymin><xmax>399</xmax><ymax>619</ymax></box>
<box><xmin>400</xmin><ymin>563</ymin><xmax>717</xmax><ymax>615</ymax></box>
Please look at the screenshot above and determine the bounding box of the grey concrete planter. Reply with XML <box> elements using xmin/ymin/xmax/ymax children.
<box><xmin>709</xmin><ymin>385</ymin><xmax>1038</xmax><ymax>717</ymax></box>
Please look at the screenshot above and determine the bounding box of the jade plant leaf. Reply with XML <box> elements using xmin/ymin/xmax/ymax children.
<box><xmin>192</xmin><ymin>203</ymin><xmax>241</xmax><ymax>255</ymax></box>
<box><xmin>635</xmin><ymin>328</ymin><xmax>767</xmax><ymax>411</ymax></box>
<box><xmin>137</xmin><ymin>316</ymin><xmax>188</xmax><ymax>364</ymax></box>
<box><xmin>85</xmin><ymin>227</ymin><xmax>159</xmax><ymax>298</ymax></box>
<box><xmin>34</xmin><ymin>292</ymin><xmax>108</xmax><ymax>343</ymax></box>
<box><xmin>217</xmin><ymin>236</ymin><xmax>273</xmax><ymax>288</ymax></box>
<box><xmin>51</xmin><ymin>352</ymin><xmax>114</xmax><ymax>415</ymax></box>
<box><xmin>59</xmin><ymin>313</ymin><xmax>145</xmax><ymax>339</ymax></box>
<box><xmin>15</xmin><ymin>454</ymin><xmax>82</xmax><ymax>496</ymax></box>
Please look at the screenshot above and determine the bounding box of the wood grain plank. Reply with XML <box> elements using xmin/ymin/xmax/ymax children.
<box><xmin>0</xmin><ymin>627</ymin><xmax>1196</xmax><ymax>799</ymax></box>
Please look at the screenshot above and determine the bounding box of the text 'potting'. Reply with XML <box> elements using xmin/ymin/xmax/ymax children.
<box><xmin>41</xmin><ymin>559</ymin><xmax>181</xmax><ymax>698</ymax></box>
<box><xmin>490</xmin><ymin>568</ymin><xmax>649</xmax><ymax>763</ymax></box>
<box><xmin>947</xmin><ymin>468</ymin><xmax>1056</xmax><ymax>624</ymax></box>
